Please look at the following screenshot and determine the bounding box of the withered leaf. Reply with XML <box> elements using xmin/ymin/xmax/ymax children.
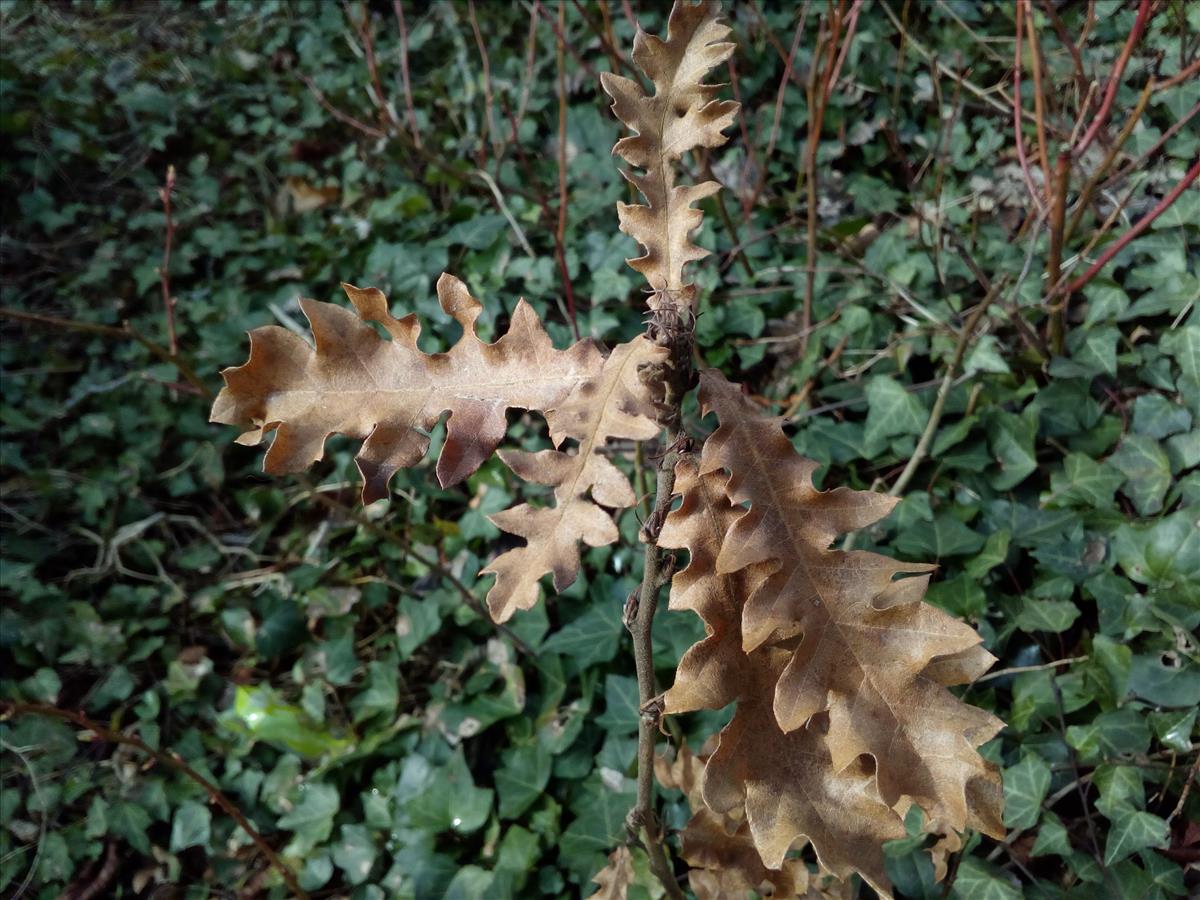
<box><xmin>483</xmin><ymin>336</ymin><xmax>665</xmax><ymax>622</ymax></box>
<box><xmin>691</xmin><ymin>370</ymin><xmax>1004</xmax><ymax>840</ymax></box>
<box><xmin>657</xmin><ymin>743</ymin><xmax>810</xmax><ymax>900</ymax></box>
<box><xmin>212</xmin><ymin>275</ymin><xmax>664</xmax><ymax>622</ymax></box>
<box><xmin>659</xmin><ymin>458</ymin><xmax>906</xmax><ymax>895</ymax></box>
<box><xmin>601</xmin><ymin>0</ymin><xmax>738</xmax><ymax>307</ymax></box>
<box><xmin>588</xmin><ymin>845</ymin><xmax>635</xmax><ymax>900</ymax></box>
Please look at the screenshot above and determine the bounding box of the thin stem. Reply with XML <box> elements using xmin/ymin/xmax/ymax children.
<box><xmin>554</xmin><ymin>0</ymin><xmax>580</xmax><ymax>340</ymax></box>
<box><xmin>1</xmin><ymin>702</ymin><xmax>310</xmax><ymax>900</ymax></box>
<box><xmin>1012</xmin><ymin>0</ymin><xmax>1044</xmax><ymax>210</ymax></box>
<box><xmin>1064</xmin><ymin>157</ymin><xmax>1200</xmax><ymax>296</ymax></box>
<box><xmin>1045</xmin><ymin>150</ymin><xmax>1071</xmax><ymax>354</ymax></box>
<box><xmin>392</xmin><ymin>0</ymin><xmax>422</xmax><ymax>147</ymax></box>
<box><xmin>629</xmin><ymin>427</ymin><xmax>685</xmax><ymax>900</ymax></box>
<box><xmin>1022</xmin><ymin>0</ymin><xmax>1052</xmax><ymax>190</ymax></box>
<box><xmin>1073</xmin><ymin>0</ymin><xmax>1153</xmax><ymax>157</ymax></box>
<box><xmin>0</xmin><ymin>307</ymin><xmax>211</xmax><ymax>398</ymax></box>
<box><xmin>158</xmin><ymin>165</ymin><xmax>178</xmax><ymax>356</ymax></box>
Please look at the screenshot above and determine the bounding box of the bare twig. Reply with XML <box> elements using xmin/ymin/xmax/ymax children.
<box><xmin>392</xmin><ymin>0</ymin><xmax>422</xmax><ymax>146</ymax></box>
<box><xmin>1064</xmin><ymin>158</ymin><xmax>1200</xmax><ymax>296</ymax></box>
<box><xmin>1073</xmin><ymin>0</ymin><xmax>1153</xmax><ymax>157</ymax></box>
<box><xmin>0</xmin><ymin>307</ymin><xmax>211</xmax><ymax>398</ymax></box>
<box><xmin>553</xmin><ymin>0</ymin><xmax>580</xmax><ymax>340</ymax></box>
<box><xmin>157</xmin><ymin>164</ymin><xmax>178</xmax><ymax>356</ymax></box>
<box><xmin>1</xmin><ymin>703</ymin><xmax>310</xmax><ymax>900</ymax></box>
<box><xmin>1045</xmin><ymin>150</ymin><xmax>1071</xmax><ymax>354</ymax></box>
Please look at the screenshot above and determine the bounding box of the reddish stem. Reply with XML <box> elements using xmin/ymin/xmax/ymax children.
<box><xmin>1065</xmin><ymin>157</ymin><xmax>1200</xmax><ymax>295</ymax></box>
<box><xmin>1073</xmin><ymin>0</ymin><xmax>1153</xmax><ymax>157</ymax></box>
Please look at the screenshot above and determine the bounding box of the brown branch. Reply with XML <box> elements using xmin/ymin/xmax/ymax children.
<box><xmin>1012</xmin><ymin>0</ymin><xmax>1044</xmax><ymax>210</ymax></box>
<box><xmin>1064</xmin><ymin>77</ymin><xmax>1153</xmax><ymax>243</ymax></box>
<box><xmin>0</xmin><ymin>307</ymin><xmax>212</xmax><ymax>399</ymax></box>
<box><xmin>1073</xmin><ymin>0</ymin><xmax>1153</xmax><ymax>157</ymax></box>
<box><xmin>1</xmin><ymin>702</ymin><xmax>309</xmax><ymax>900</ymax></box>
<box><xmin>466</xmin><ymin>0</ymin><xmax>500</xmax><ymax>162</ymax></box>
<box><xmin>157</xmin><ymin>165</ymin><xmax>178</xmax><ymax>356</ymax></box>
<box><xmin>1022</xmin><ymin>0</ymin><xmax>1052</xmax><ymax>190</ymax></box>
<box><xmin>1045</xmin><ymin>150</ymin><xmax>1071</xmax><ymax>354</ymax></box>
<box><xmin>392</xmin><ymin>0</ymin><xmax>422</xmax><ymax>147</ymax></box>
<box><xmin>1037</xmin><ymin>0</ymin><xmax>1087</xmax><ymax>98</ymax></box>
<box><xmin>1153</xmin><ymin>55</ymin><xmax>1200</xmax><ymax>92</ymax></box>
<box><xmin>553</xmin><ymin>0</ymin><xmax>580</xmax><ymax>340</ymax></box>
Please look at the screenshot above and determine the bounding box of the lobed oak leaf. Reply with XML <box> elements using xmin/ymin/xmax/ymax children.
<box><xmin>657</xmin><ymin>744</ymin><xmax>810</xmax><ymax>899</ymax></box>
<box><xmin>212</xmin><ymin>275</ymin><xmax>664</xmax><ymax>622</ymax></box>
<box><xmin>588</xmin><ymin>845</ymin><xmax>635</xmax><ymax>900</ymax></box>
<box><xmin>692</xmin><ymin>369</ymin><xmax>1004</xmax><ymax>839</ymax></box>
<box><xmin>659</xmin><ymin>458</ymin><xmax>907</xmax><ymax>895</ymax></box>
<box><xmin>601</xmin><ymin>0</ymin><xmax>738</xmax><ymax>305</ymax></box>
<box><xmin>483</xmin><ymin>336</ymin><xmax>665</xmax><ymax>622</ymax></box>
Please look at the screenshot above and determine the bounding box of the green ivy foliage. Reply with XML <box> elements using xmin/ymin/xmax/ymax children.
<box><xmin>1</xmin><ymin>1</ymin><xmax>1197</xmax><ymax>897</ymax></box>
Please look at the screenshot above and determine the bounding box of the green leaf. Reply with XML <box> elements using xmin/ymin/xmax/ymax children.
<box><xmin>332</xmin><ymin>824</ymin><xmax>378</xmax><ymax>886</ymax></box>
<box><xmin>1094</xmin><ymin>764</ymin><xmax>1144</xmax><ymax>820</ymax></box>
<box><xmin>1002</xmin><ymin>752</ymin><xmax>1051</xmax><ymax>829</ymax></box>
<box><xmin>351</xmin><ymin>660</ymin><xmax>400</xmax><ymax>724</ymax></box>
<box><xmin>109</xmin><ymin>801</ymin><xmax>152</xmax><ymax>855</ymax></box>
<box><xmin>864</xmin><ymin>376</ymin><xmax>927</xmax><ymax>448</ymax></box>
<box><xmin>1015</xmin><ymin>598</ymin><xmax>1080</xmax><ymax>634</ymax></box>
<box><xmin>926</xmin><ymin>574</ymin><xmax>987</xmax><ymax>618</ymax></box>
<box><xmin>408</xmin><ymin>749</ymin><xmax>493</xmax><ymax>834</ymax></box>
<box><xmin>1030</xmin><ymin>811</ymin><xmax>1072</xmax><ymax>858</ymax></box>
<box><xmin>1150</xmin><ymin>707</ymin><xmax>1198</xmax><ymax>752</ymax></box>
<box><xmin>1112</xmin><ymin>510</ymin><xmax>1200</xmax><ymax>586</ymax></box>
<box><xmin>1109</xmin><ymin>435</ymin><xmax>1172</xmax><ymax>516</ymax></box>
<box><xmin>495</xmin><ymin>743</ymin><xmax>553</xmax><ymax>819</ymax></box>
<box><xmin>169</xmin><ymin>800</ymin><xmax>212</xmax><ymax>852</ymax></box>
<box><xmin>594</xmin><ymin>674</ymin><xmax>640</xmax><ymax>735</ymax></box>
<box><xmin>986</xmin><ymin>409</ymin><xmax>1038</xmax><ymax>490</ymax></box>
<box><xmin>964</xmin><ymin>529</ymin><xmax>1011</xmax><ymax>579</ymax></box>
<box><xmin>541</xmin><ymin>601</ymin><xmax>623</xmax><ymax>669</ymax></box>
<box><xmin>1066</xmin><ymin>709</ymin><xmax>1151</xmax><ymax>761</ymax></box>
<box><xmin>1049</xmin><ymin>453</ymin><xmax>1123</xmax><ymax>508</ymax></box>
<box><xmin>1132</xmin><ymin>393</ymin><xmax>1192</xmax><ymax>439</ymax></box>
<box><xmin>950</xmin><ymin>858</ymin><xmax>1021</xmax><ymax>900</ymax></box>
<box><xmin>1103</xmin><ymin>811</ymin><xmax>1168</xmax><ymax>866</ymax></box>
<box><xmin>232</xmin><ymin>685</ymin><xmax>351</xmax><ymax>758</ymax></box>
<box><xmin>277</xmin><ymin>783</ymin><xmax>340</xmax><ymax>845</ymax></box>
<box><xmin>894</xmin><ymin>513</ymin><xmax>985</xmax><ymax>558</ymax></box>
<box><xmin>1161</xmin><ymin>325</ymin><xmax>1200</xmax><ymax>381</ymax></box>
<box><xmin>1129</xmin><ymin>655</ymin><xmax>1200</xmax><ymax>708</ymax></box>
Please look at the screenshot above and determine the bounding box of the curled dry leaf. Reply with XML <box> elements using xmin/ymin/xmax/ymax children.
<box><xmin>689</xmin><ymin>370</ymin><xmax>1004</xmax><ymax>841</ymax></box>
<box><xmin>212</xmin><ymin>274</ymin><xmax>664</xmax><ymax>622</ymax></box>
<box><xmin>588</xmin><ymin>845</ymin><xmax>635</xmax><ymax>900</ymax></box>
<box><xmin>601</xmin><ymin>0</ymin><xmax>738</xmax><ymax>309</ymax></box>
<box><xmin>659</xmin><ymin>458</ymin><xmax>907</xmax><ymax>894</ymax></box>
<box><xmin>657</xmin><ymin>744</ymin><xmax>809</xmax><ymax>900</ymax></box>
<box><xmin>484</xmin><ymin>336</ymin><xmax>665</xmax><ymax>621</ymax></box>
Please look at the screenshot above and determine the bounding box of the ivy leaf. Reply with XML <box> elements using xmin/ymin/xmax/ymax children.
<box><xmin>1131</xmin><ymin>394</ymin><xmax>1191</xmax><ymax>439</ymax></box>
<box><xmin>331</xmin><ymin>824</ymin><xmax>378</xmax><ymax>886</ymax></box>
<box><xmin>1103</xmin><ymin>811</ymin><xmax>1169</xmax><ymax>866</ymax></box>
<box><xmin>496</xmin><ymin>743</ymin><xmax>553</xmax><ymax>820</ymax></box>
<box><xmin>1109</xmin><ymin>436</ymin><xmax>1172</xmax><ymax>516</ymax></box>
<box><xmin>1002</xmin><ymin>753</ymin><xmax>1051</xmax><ymax>830</ymax></box>
<box><xmin>277</xmin><ymin>783</ymin><xmax>339</xmax><ymax>845</ymax></box>
<box><xmin>865</xmin><ymin>376</ymin><xmax>928</xmax><ymax>448</ymax></box>
<box><xmin>1049</xmin><ymin>453</ymin><xmax>1123</xmax><ymax>508</ymax></box>
<box><xmin>169</xmin><ymin>801</ymin><xmax>212</xmax><ymax>852</ymax></box>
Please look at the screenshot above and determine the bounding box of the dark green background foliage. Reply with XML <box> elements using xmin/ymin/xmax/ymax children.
<box><xmin>1</xmin><ymin>0</ymin><xmax>1197</xmax><ymax>897</ymax></box>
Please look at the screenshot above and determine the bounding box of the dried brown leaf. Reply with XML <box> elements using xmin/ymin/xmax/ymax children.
<box><xmin>589</xmin><ymin>845</ymin><xmax>635</xmax><ymax>900</ymax></box>
<box><xmin>212</xmin><ymin>274</ymin><xmax>664</xmax><ymax>621</ymax></box>
<box><xmin>601</xmin><ymin>0</ymin><xmax>738</xmax><ymax>306</ymax></box>
<box><xmin>483</xmin><ymin>336</ymin><xmax>665</xmax><ymax>621</ymax></box>
<box><xmin>657</xmin><ymin>744</ymin><xmax>810</xmax><ymax>900</ymax></box>
<box><xmin>659</xmin><ymin>458</ymin><xmax>907</xmax><ymax>895</ymax></box>
<box><xmin>689</xmin><ymin>370</ymin><xmax>1004</xmax><ymax>841</ymax></box>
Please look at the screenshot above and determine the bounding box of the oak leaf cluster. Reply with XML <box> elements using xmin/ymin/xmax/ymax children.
<box><xmin>212</xmin><ymin>2</ymin><xmax>1004</xmax><ymax>896</ymax></box>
